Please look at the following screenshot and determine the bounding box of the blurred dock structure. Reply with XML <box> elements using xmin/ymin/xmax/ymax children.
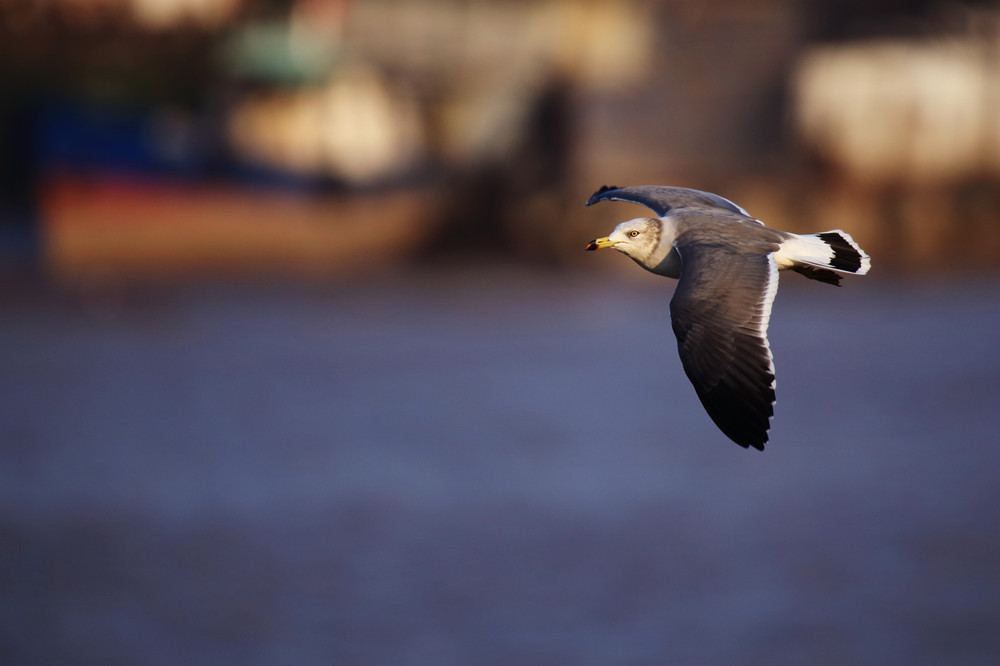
<box><xmin>1</xmin><ymin>0</ymin><xmax>999</xmax><ymax>281</ymax></box>
<box><xmin>793</xmin><ymin>7</ymin><xmax>1000</xmax><ymax>269</ymax></box>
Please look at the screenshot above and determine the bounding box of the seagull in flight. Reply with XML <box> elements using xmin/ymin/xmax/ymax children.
<box><xmin>586</xmin><ymin>185</ymin><xmax>870</xmax><ymax>450</ymax></box>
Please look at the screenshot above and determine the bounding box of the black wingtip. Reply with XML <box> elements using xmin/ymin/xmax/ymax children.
<box><xmin>731</xmin><ymin>432</ymin><xmax>767</xmax><ymax>451</ymax></box>
<box><xmin>738</xmin><ymin>436</ymin><xmax>767</xmax><ymax>451</ymax></box>
<box><xmin>585</xmin><ymin>184</ymin><xmax>621</xmax><ymax>207</ymax></box>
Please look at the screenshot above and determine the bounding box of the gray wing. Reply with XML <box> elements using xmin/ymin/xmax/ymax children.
<box><xmin>669</xmin><ymin>243</ymin><xmax>779</xmax><ymax>450</ymax></box>
<box><xmin>586</xmin><ymin>185</ymin><xmax>756</xmax><ymax>220</ymax></box>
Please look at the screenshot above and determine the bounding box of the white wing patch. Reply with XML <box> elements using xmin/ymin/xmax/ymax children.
<box><xmin>756</xmin><ymin>255</ymin><xmax>779</xmax><ymax>390</ymax></box>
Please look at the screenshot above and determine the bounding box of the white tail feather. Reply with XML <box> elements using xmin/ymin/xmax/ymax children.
<box><xmin>774</xmin><ymin>230</ymin><xmax>870</xmax><ymax>275</ymax></box>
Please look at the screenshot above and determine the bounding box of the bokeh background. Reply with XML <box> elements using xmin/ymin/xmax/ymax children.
<box><xmin>2</xmin><ymin>1</ymin><xmax>1000</xmax><ymax>664</ymax></box>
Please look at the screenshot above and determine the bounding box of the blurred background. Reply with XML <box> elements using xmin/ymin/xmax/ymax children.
<box><xmin>2</xmin><ymin>1</ymin><xmax>1000</xmax><ymax>664</ymax></box>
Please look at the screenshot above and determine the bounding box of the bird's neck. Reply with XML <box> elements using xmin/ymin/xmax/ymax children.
<box><xmin>639</xmin><ymin>216</ymin><xmax>681</xmax><ymax>278</ymax></box>
<box><xmin>643</xmin><ymin>247</ymin><xmax>682</xmax><ymax>278</ymax></box>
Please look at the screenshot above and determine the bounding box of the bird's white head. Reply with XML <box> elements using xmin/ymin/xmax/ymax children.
<box><xmin>586</xmin><ymin>217</ymin><xmax>667</xmax><ymax>268</ymax></box>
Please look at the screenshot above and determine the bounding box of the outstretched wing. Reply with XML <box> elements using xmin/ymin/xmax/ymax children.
<box><xmin>669</xmin><ymin>243</ymin><xmax>779</xmax><ymax>449</ymax></box>
<box><xmin>586</xmin><ymin>185</ymin><xmax>757</xmax><ymax>220</ymax></box>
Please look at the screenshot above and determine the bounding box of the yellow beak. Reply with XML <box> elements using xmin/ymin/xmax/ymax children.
<box><xmin>586</xmin><ymin>236</ymin><xmax>617</xmax><ymax>251</ymax></box>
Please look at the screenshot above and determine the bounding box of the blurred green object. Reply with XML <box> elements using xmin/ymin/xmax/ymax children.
<box><xmin>220</xmin><ymin>21</ymin><xmax>340</xmax><ymax>84</ymax></box>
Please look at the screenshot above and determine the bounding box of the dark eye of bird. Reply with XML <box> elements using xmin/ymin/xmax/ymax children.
<box><xmin>628</xmin><ymin>230</ymin><xmax>639</xmax><ymax>237</ymax></box>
